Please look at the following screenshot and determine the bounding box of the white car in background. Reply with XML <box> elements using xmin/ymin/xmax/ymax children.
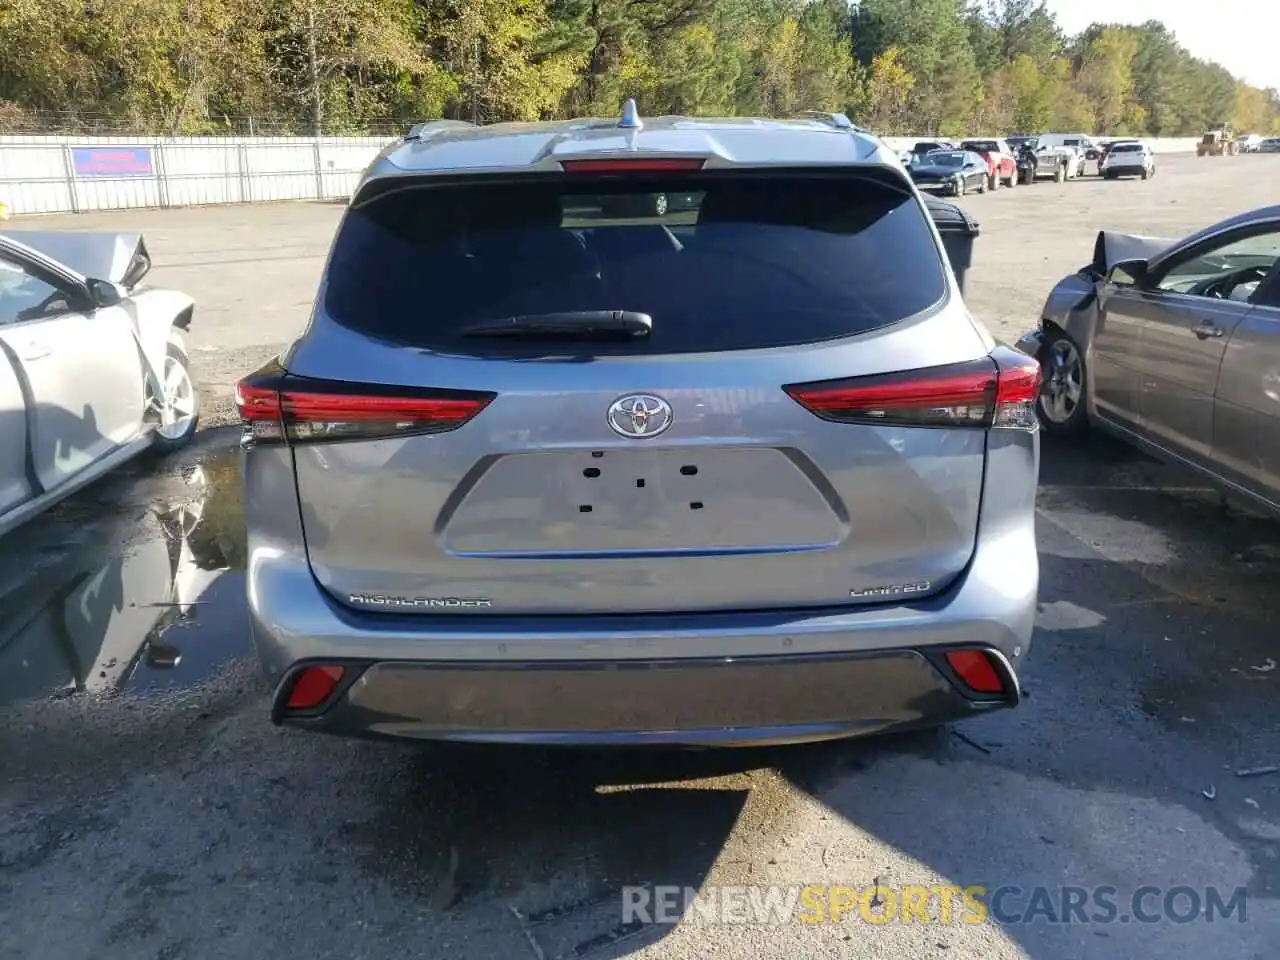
<box><xmin>0</xmin><ymin>231</ymin><xmax>199</xmax><ymax>537</ymax></box>
<box><xmin>1100</xmin><ymin>140</ymin><xmax>1156</xmax><ymax>179</ymax></box>
<box><xmin>1237</xmin><ymin>134</ymin><xmax>1264</xmax><ymax>153</ymax></box>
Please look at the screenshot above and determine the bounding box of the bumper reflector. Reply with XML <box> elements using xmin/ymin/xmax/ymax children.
<box><xmin>944</xmin><ymin>650</ymin><xmax>1005</xmax><ymax>695</ymax></box>
<box><xmin>286</xmin><ymin>666</ymin><xmax>345</xmax><ymax>710</ymax></box>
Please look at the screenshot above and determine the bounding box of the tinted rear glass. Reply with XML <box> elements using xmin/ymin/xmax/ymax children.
<box><xmin>325</xmin><ymin>174</ymin><xmax>947</xmax><ymax>354</ymax></box>
<box><xmin>1111</xmin><ymin>144</ymin><xmax>1141</xmax><ymax>152</ymax></box>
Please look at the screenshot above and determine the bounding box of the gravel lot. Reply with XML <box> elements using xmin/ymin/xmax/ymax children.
<box><xmin>1</xmin><ymin>153</ymin><xmax>1278</xmax><ymax>960</ymax></box>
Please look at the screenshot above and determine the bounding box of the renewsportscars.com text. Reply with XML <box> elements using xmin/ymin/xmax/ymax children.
<box><xmin>622</xmin><ymin>884</ymin><xmax>1248</xmax><ymax>926</ymax></box>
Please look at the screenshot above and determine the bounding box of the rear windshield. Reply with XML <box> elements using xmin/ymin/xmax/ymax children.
<box><xmin>1111</xmin><ymin>143</ymin><xmax>1141</xmax><ymax>152</ymax></box>
<box><xmin>324</xmin><ymin>174</ymin><xmax>947</xmax><ymax>354</ymax></box>
<box><xmin>962</xmin><ymin>141</ymin><xmax>998</xmax><ymax>152</ymax></box>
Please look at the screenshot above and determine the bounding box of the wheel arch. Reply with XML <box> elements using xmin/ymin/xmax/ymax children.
<box><xmin>128</xmin><ymin>288</ymin><xmax>196</xmax><ymax>395</ymax></box>
<box><xmin>1039</xmin><ymin>317</ymin><xmax>1097</xmax><ymax>423</ymax></box>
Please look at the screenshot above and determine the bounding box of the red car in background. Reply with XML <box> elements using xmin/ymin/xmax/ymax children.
<box><xmin>960</xmin><ymin>139</ymin><xmax>1018</xmax><ymax>190</ymax></box>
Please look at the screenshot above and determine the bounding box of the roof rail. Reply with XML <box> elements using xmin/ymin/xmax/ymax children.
<box><xmin>794</xmin><ymin>111</ymin><xmax>873</xmax><ymax>135</ymax></box>
<box><xmin>795</xmin><ymin>111</ymin><xmax>853</xmax><ymax>130</ymax></box>
<box><xmin>404</xmin><ymin>119</ymin><xmax>476</xmax><ymax>142</ymax></box>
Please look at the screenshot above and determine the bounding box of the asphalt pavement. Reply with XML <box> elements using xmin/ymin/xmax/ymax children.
<box><xmin>1</xmin><ymin>152</ymin><xmax>1278</xmax><ymax>959</ymax></box>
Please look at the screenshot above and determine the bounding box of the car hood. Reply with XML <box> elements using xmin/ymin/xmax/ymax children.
<box><xmin>1039</xmin><ymin>230</ymin><xmax>1175</xmax><ymax>333</ymax></box>
<box><xmin>1091</xmin><ymin>231</ymin><xmax>1173</xmax><ymax>274</ymax></box>
<box><xmin>910</xmin><ymin>167</ymin><xmax>959</xmax><ymax>181</ymax></box>
<box><xmin>0</xmin><ymin>230</ymin><xmax>151</xmax><ymax>289</ymax></box>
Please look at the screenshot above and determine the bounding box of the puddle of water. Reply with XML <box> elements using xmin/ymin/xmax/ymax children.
<box><xmin>0</xmin><ymin>450</ymin><xmax>251</xmax><ymax>706</ymax></box>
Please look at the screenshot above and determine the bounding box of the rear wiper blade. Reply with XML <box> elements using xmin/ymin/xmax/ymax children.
<box><xmin>459</xmin><ymin>311</ymin><xmax>652</xmax><ymax>340</ymax></box>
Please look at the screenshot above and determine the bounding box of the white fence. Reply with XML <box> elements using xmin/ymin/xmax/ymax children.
<box><xmin>0</xmin><ymin>133</ymin><xmax>1203</xmax><ymax>217</ymax></box>
<box><xmin>0</xmin><ymin>135</ymin><xmax>391</xmax><ymax>215</ymax></box>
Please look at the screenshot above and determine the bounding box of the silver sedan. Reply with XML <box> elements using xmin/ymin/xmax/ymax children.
<box><xmin>0</xmin><ymin>231</ymin><xmax>199</xmax><ymax>536</ymax></box>
<box><xmin>1017</xmin><ymin>205</ymin><xmax>1280</xmax><ymax>516</ymax></box>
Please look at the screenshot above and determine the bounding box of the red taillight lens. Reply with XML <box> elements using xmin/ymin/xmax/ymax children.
<box><xmin>786</xmin><ymin>359</ymin><xmax>996</xmax><ymax>428</ymax></box>
<box><xmin>945</xmin><ymin>650</ymin><xmax>1005</xmax><ymax>695</ymax></box>
<box><xmin>560</xmin><ymin>158</ymin><xmax>707</xmax><ymax>173</ymax></box>
<box><xmin>235</xmin><ymin>381</ymin><xmax>286</xmax><ymax>441</ymax></box>
<box><xmin>991</xmin><ymin>346</ymin><xmax>1041</xmax><ymax>430</ymax></box>
<box><xmin>235</xmin><ymin>363</ymin><xmax>494</xmax><ymax>445</ymax></box>
<box><xmin>285</xmin><ymin>665</ymin><xmax>344</xmax><ymax>710</ymax></box>
<box><xmin>784</xmin><ymin>348</ymin><xmax>1041</xmax><ymax>431</ymax></box>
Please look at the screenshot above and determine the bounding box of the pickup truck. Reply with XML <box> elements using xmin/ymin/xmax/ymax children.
<box><xmin>1015</xmin><ymin>140</ymin><xmax>1071</xmax><ymax>184</ymax></box>
<box><xmin>959</xmin><ymin>139</ymin><xmax>1018</xmax><ymax>189</ymax></box>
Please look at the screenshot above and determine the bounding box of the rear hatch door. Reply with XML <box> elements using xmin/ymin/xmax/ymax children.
<box><xmin>272</xmin><ymin>167</ymin><xmax>995</xmax><ymax>616</ymax></box>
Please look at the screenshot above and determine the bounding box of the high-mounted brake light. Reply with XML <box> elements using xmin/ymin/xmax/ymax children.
<box><xmin>784</xmin><ymin>347</ymin><xmax>1040</xmax><ymax>431</ymax></box>
<box><xmin>560</xmin><ymin>158</ymin><xmax>707</xmax><ymax>174</ymax></box>
<box><xmin>235</xmin><ymin>362</ymin><xmax>494</xmax><ymax>444</ymax></box>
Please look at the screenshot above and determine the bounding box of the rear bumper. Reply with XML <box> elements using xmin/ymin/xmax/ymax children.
<box><xmin>273</xmin><ymin>647</ymin><xmax>1019</xmax><ymax>746</ymax></box>
<box><xmin>245</xmin><ymin>426</ymin><xmax>1038</xmax><ymax>745</ymax></box>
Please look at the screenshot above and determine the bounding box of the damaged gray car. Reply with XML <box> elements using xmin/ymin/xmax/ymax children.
<box><xmin>0</xmin><ymin>231</ymin><xmax>198</xmax><ymax>537</ymax></box>
<box><xmin>1017</xmin><ymin>205</ymin><xmax>1280</xmax><ymax>516</ymax></box>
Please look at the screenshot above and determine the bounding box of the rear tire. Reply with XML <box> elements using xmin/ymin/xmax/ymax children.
<box><xmin>1037</xmin><ymin>329</ymin><xmax>1088</xmax><ymax>437</ymax></box>
<box><xmin>1055</xmin><ymin>163</ymin><xmax>1066</xmax><ymax>183</ymax></box>
<box><xmin>976</xmin><ymin>176</ymin><xmax>986</xmax><ymax>195</ymax></box>
<box><xmin>988</xmin><ymin>172</ymin><xmax>998</xmax><ymax>191</ymax></box>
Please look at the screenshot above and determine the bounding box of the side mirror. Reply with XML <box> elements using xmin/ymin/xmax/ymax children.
<box><xmin>87</xmin><ymin>278</ymin><xmax>127</xmax><ymax>308</ymax></box>
<box><xmin>1108</xmin><ymin>259</ymin><xmax>1147</xmax><ymax>287</ymax></box>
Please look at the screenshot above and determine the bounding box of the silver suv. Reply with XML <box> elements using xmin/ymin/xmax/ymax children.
<box><xmin>238</xmin><ymin>105</ymin><xmax>1042</xmax><ymax>746</ymax></box>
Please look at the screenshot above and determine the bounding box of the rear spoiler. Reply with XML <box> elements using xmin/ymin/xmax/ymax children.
<box><xmin>0</xmin><ymin>230</ymin><xmax>151</xmax><ymax>289</ymax></box>
<box><xmin>1091</xmin><ymin>231</ymin><xmax>1173</xmax><ymax>276</ymax></box>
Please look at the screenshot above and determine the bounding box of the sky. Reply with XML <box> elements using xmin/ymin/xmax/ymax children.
<box><xmin>1043</xmin><ymin>0</ymin><xmax>1279</xmax><ymax>90</ymax></box>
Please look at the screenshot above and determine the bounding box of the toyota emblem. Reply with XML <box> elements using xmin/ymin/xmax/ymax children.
<box><xmin>607</xmin><ymin>394</ymin><xmax>673</xmax><ymax>438</ymax></box>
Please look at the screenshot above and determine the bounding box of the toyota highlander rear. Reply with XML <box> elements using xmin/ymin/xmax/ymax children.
<box><xmin>240</xmin><ymin>112</ymin><xmax>1040</xmax><ymax>746</ymax></box>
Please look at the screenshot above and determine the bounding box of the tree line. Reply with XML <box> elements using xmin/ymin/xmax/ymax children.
<box><xmin>2</xmin><ymin>0</ymin><xmax>1277</xmax><ymax>138</ymax></box>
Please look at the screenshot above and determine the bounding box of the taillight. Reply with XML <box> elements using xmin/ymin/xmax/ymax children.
<box><xmin>560</xmin><ymin>158</ymin><xmax>706</xmax><ymax>173</ymax></box>
<box><xmin>236</xmin><ymin>361</ymin><xmax>495</xmax><ymax>444</ymax></box>
<box><xmin>990</xmin><ymin>346</ymin><xmax>1041</xmax><ymax>430</ymax></box>
<box><xmin>784</xmin><ymin>347</ymin><xmax>1040</xmax><ymax>431</ymax></box>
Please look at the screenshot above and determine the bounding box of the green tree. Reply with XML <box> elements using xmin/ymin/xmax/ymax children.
<box><xmin>548</xmin><ymin>0</ymin><xmax>713</xmax><ymax>114</ymax></box>
<box><xmin>856</xmin><ymin>46</ymin><xmax>915</xmax><ymax>133</ymax></box>
<box><xmin>271</xmin><ymin>0</ymin><xmax>427</xmax><ymax>134</ymax></box>
<box><xmin>1072</xmin><ymin>26</ymin><xmax>1142</xmax><ymax>133</ymax></box>
<box><xmin>852</xmin><ymin>0</ymin><xmax>981</xmax><ymax>134</ymax></box>
<box><xmin>985</xmin><ymin>0</ymin><xmax>1061</xmax><ymax>63</ymax></box>
<box><xmin>754</xmin><ymin>0</ymin><xmax>855</xmax><ymax>116</ymax></box>
<box><xmin>421</xmin><ymin>0</ymin><xmax>583</xmax><ymax>122</ymax></box>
